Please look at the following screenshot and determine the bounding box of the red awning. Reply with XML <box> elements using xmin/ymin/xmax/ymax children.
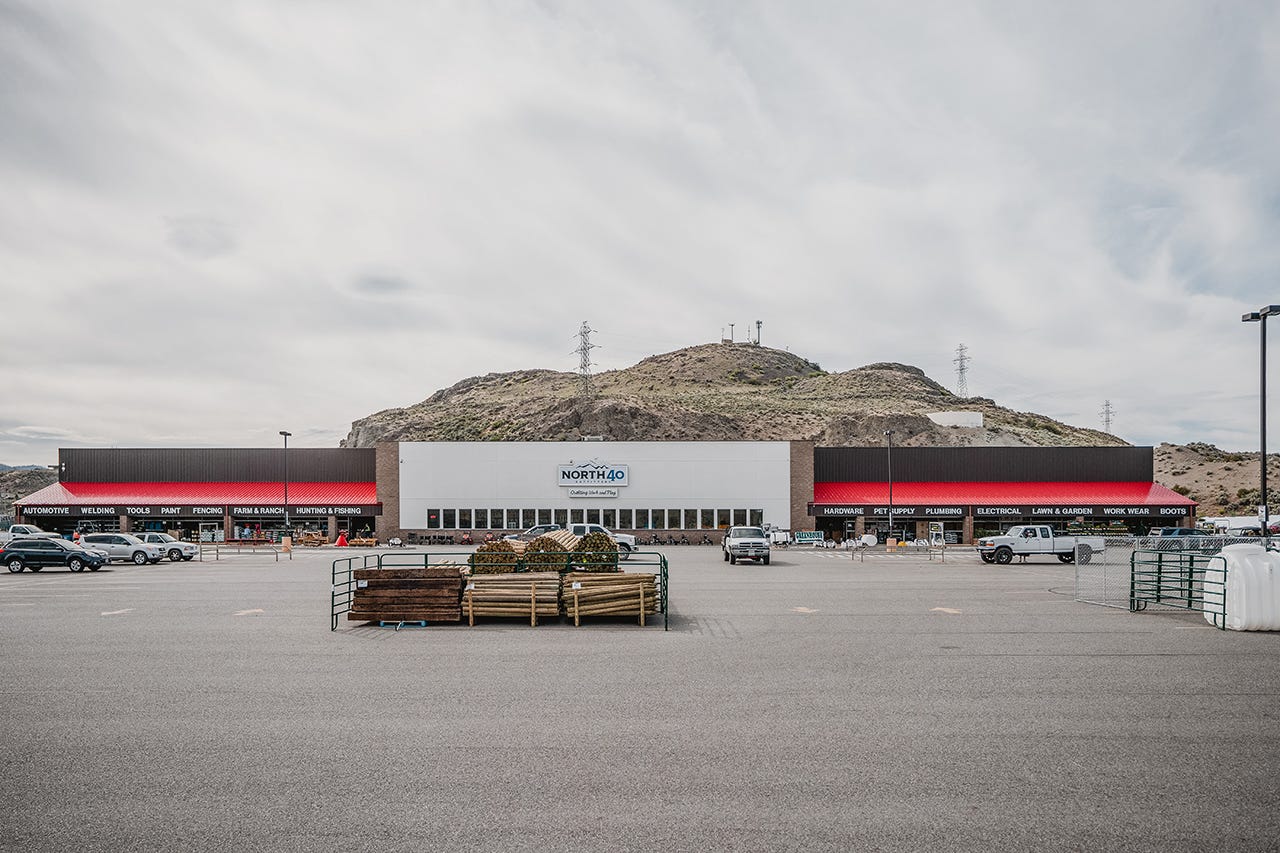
<box><xmin>814</xmin><ymin>481</ymin><xmax>1196</xmax><ymax>505</ymax></box>
<box><xmin>16</xmin><ymin>482</ymin><xmax>377</xmax><ymax>506</ymax></box>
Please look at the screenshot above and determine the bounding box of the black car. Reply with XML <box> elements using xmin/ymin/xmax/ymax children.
<box><xmin>1</xmin><ymin>537</ymin><xmax>108</xmax><ymax>573</ymax></box>
<box><xmin>1151</xmin><ymin>528</ymin><xmax>1218</xmax><ymax>553</ymax></box>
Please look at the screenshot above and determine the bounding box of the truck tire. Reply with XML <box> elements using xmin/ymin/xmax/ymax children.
<box><xmin>618</xmin><ymin>543</ymin><xmax>631</xmax><ymax>561</ymax></box>
<box><xmin>994</xmin><ymin>547</ymin><xmax>1013</xmax><ymax>565</ymax></box>
<box><xmin>1058</xmin><ymin>553</ymin><xmax>1075</xmax><ymax>564</ymax></box>
<box><xmin>723</xmin><ymin>550</ymin><xmax>729</xmax><ymax>562</ymax></box>
<box><xmin>729</xmin><ymin>554</ymin><xmax>737</xmax><ymax>565</ymax></box>
<box><xmin>980</xmin><ymin>553</ymin><xmax>995</xmax><ymax>564</ymax></box>
<box><xmin>1077</xmin><ymin>545</ymin><xmax>1093</xmax><ymax>565</ymax></box>
<box><xmin>763</xmin><ymin>555</ymin><xmax>770</xmax><ymax>565</ymax></box>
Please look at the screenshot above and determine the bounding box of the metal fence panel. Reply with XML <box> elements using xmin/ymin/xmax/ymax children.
<box><xmin>1075</xmin><ymin>536</ymin><xmax>1262</xmax><ymax>609</ymax></box>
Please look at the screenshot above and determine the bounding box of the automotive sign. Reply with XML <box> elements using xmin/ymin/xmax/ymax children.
<box><xmin>557</xmin><ymin>460</ymin><xmax>629</xmax><ymax>487</ymax></box>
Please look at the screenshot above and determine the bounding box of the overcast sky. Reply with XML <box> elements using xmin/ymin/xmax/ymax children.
<box><xmin>2</xmin><ymin>1</ymin><xmax>1278</xmax><ymax>465</ymax></box>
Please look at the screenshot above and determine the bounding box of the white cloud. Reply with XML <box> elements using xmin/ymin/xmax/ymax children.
<box><xmin>2</xmin><ymin>0</ymin><xmax>1279</xmax><ymax>465</ymax></box>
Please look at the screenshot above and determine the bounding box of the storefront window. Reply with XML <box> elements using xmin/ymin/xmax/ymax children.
<box><xmin>634</xmin><ymin>509</ymin><xmax>649</xmax><ymax>529</ymax></box>
<box><xmin>554</xmin><ymin>509</ymin><xmax>568</xmax><ymax>527</ymax></box>
<box><xmin>602</xmin><ymin>509</ymin><xmax>616</xmax><ymax>528</ymax></box>
<box><xmin>571</xmin><ymin>508</ymin><xmax>584</xmax><ymax>524</ymax></box>
<box><xmin>586</xmin><ymin>508</ymin><xmax>601</xmax><ymax>525</ymax></box>
<box><xmin>700</xmin><ymin>509</ymin><xmax>714</xmax><ymax>529</ymax></box>
<box><xmin>458</xmin><ymin>509</ymin><xmax>472</xmax><ymax>529</ymax></box>
<box><xmin>538</xmin><ymin>509</ymin><xmax>552</xmax><ymax>525</ymax></box>
<box><xmin>505</xmin><ymin>509</ymin><xmax>520</xmax><ymax>529</ymax></box>
<box><xmin>683</xmin><ymin>509</ymin><xmax>698</xmax><ymax>529</ymax></box>
<box><xmin>443</xmin><ymin>509</ymin><xmax>456</xmax><ymax>529</ymax></box>
<box><xmin>717</xmin><ymin>509</ymin><xmax>731</xmax><ymax>528</ymax></box>
<box><xmin>489</xmin><ymin>510</ymin><xmax>502</xmax><ymax>530</ymax></box>
<box><xmin>749</xmin><ymin>509</ymin><xmax>763</xmax><ymax>526</ymax></box>
<box><xmin>651</xmin><ymin>510</ymin><xmax>665</xmax><ymax>529</ymax></box>
<box><xmin>427</xmin><ymin>510</ymin><xmax>441</xmax><ymax>529</ymax></box>
<box><xmin>617</xmin><ymin>509</ymin><xmax>632</xmax><ymax>529</ymax></box>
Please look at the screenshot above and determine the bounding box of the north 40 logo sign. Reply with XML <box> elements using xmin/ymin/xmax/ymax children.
<box><xmin>557</xmin><ymin>460</ymin><xmax>629</xmax><ymax>487</ymax></box>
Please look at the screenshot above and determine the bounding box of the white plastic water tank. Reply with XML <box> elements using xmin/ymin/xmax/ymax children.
<box><xmin>1205</xmin><ymin>544</ymin><xmax>1280</xmax><ymax>630</ymax></box>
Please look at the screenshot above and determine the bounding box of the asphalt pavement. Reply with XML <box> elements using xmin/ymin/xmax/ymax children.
<box><xmin>1</xmin><ymin>544</ymin><xmax>1277</xmax><ymax>852</ymax></box>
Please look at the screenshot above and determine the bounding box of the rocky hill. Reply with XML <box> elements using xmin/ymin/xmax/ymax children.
<box><xmin>343</xmin><ymin>343</ymin><xmax>1121</xmax><ymax>448</ymax></box>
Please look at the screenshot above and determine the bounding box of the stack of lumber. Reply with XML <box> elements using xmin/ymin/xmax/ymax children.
<box><xmin>543</xmin><ymin>530</ymin><xmax>581</xmax><ymax>550</ymax></box>
<box><xmin>297</xmin><ymin>531</ymin><xmax>327</xmax><ymax>547</ymax></box>
<box><xmin>348</xmin><ymin>565</ymin><xmax>465</xmax><ymax>624</ymax></box>
<box><xmin>563</xmin><ymin>572</ymin><xmax>659</xmax><ymax>626</ymax></box>
<box><xmin>349</xmin><ymin>537</ymin><xmax>378</xmax><ymax>547</ymax></box>
<box><xmin>464</xmin><ymin>572</ymin><xmax>562</xmax><ymax>626</ymax></box>
<box><xmin>470</xmin><ymin>539</ymin><xmax>521</xmax><ymax>573</ymax></box>
<box><xmin>506</xmin><ymin>539</ymin><xmax>528</xmax><ymax>556</ymax></box>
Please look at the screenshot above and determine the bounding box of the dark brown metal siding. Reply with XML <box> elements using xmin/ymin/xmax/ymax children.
<box><xmin>814</xmin><ymin>446</ymin><xmax>1153</xmax><ymax>483</ymax></box>
<box><xmin>58</xmin><ymin>448</ymin><xmax>376</xmax><ymax>483</ymax></box>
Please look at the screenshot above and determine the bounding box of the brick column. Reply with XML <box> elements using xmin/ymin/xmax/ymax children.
<box><xmin>375</xmin><ymin>441</ymin><xmax>401</xmax><ymax>541</ymax></box>
<box><xmin>789</xmin><ymin>440</ymin><xmax>815</xmax><ymax>532</ymax></box>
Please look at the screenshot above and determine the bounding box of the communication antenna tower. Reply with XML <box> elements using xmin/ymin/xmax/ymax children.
<box><xmin>728</xmin><ymin>323</ymin><xmax>735</xmax><ymax>342</ymax></box>
<box><xmin>1101</xmin><ymin>400</ymin><xmax>1115</xmax><ymax>433</ymax></box>
<box><xmin>953</xmin><ymin>343</ymin><xmax>970</xmax><ymax>397</ymax></box>
<box><xmin>573</xmin><ymin>321</ymin><xmax>597</xmax><ymax>397</ymax></box>
<box><xmin>754</xmin><ymin>320</ymin><xmax>762</xmax><ymax>346</ymax></box>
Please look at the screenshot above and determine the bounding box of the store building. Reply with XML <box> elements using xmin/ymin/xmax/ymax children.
<box><xmin>810</xmin><ymin>446</ymin><xmax>1196</xmax><ymax>543</ymax></box>
<box><xmin>15</xmin><ymin>448</ymin><xmax>379</xmax><ymax>542</ymax></box>
<box><xmin>14</xmin><ymin>442</ymin><xmax>1195</xmax><ymax>546</ymax></box>
<box><xmin>374</xmin><ymin>440</ymin><xmax>807</xmax><ymax>538</ymax></box>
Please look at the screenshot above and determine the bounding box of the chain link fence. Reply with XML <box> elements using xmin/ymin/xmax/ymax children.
<box><xmin>1074</xmin><ymin>535</ymin><xmax>1264</xmax><ymax>608</ymax></box>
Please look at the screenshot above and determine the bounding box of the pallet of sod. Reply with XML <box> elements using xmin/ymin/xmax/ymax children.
<box><xmin>349</xmin><ymin>565</ymin><xmax>465</xmax><ymax>624</ymax></box>
<box><xmin>464</xmin><ymin>572</ymin><xmax>562</xmax><ymax>626</ymax></box>
<box><xmin>564</xmin><ymin>572</ymin><xmax>658</xmax><ymax>626</ymax></box>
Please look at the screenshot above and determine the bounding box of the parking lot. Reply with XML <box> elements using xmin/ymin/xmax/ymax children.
<box><xmin>1</xmin><ymin>544</ymin><xmax>1277</xmax><ymax>852</ymax></box>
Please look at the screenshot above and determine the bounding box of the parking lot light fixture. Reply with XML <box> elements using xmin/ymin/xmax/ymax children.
<box><xmin>884</xmin><ymin>429</ymin><xmax>894</xmax><ymax>541</ymax></box>
<box><xmin>1242</xmin><ymin>306</ymin><xmax>1280</xmax><ymax>535</ymax></box>
<box><xmin>279</xmin><ymin>431</ymin><xmax>292</xmax><ymax>533</ymax></box>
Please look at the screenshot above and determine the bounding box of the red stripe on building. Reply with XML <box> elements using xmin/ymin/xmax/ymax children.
<box><xmin>15</xmin><ymin>482</ymin><xmax>377</xmax><ymax>506</ymax></box>
<box><xmin>814</xmin><ymin>482</ymin><xmax>1195</xmax><ymax>505</ymax></box>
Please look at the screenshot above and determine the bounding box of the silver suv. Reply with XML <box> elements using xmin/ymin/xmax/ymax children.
<box><xmin>134</xmin><ymin>533</ymin><xmax>199</xmax><ymax>562</ymax></box>
<box><xmin>80</xmin><ymin>533</ymin><xmax>164</xmax><ymax>565</ymax></box>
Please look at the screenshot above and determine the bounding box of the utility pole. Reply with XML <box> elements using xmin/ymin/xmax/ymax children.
<box><xmin>1100</xmin><ymin>400</ymin><xmax>1115</xmax><ymax>433</ymax></box>
<box><xmin>953</xmin><ymin>344</ymin><xmax>970</xmax><ymax>397</ymax></box>
<box><xmin>574</xmin><ymin>321</ymin><xmax>597</xmax><ymax>398</ymax></box>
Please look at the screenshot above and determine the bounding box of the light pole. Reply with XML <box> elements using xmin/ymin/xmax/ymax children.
<box><xmin>1242</xmin><ymin>306</ymin><xmax>1280</xmax><ymax>534</ymax></box>
<box><xmin>279</xmin><ymin>430</ymin><xmax>292</xmax><ymax>534</ymax></box>
<box><xmin>884</xmin><ymin>429</ymin><xmax>894</xmax><ymax>542</ymax></box>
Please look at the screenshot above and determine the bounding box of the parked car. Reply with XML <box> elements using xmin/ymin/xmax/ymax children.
<box><xmin>723</xmin><ymin>525</ymin><xmax>771</xmax><ymax>564</ymax></box>
<box><xmin>79</xmin><ymin>533</ymin><xmax>164</xmax><ymax>565</ymax></box>
<box><xmin>0</xmin><ymin>524</ymin><xmax>61</xmax><ymax>545</ymax></box>
<box><xmin>503</xmin><ymin>524</ymin><xmax>563</xmax><ymax>542</ymax></box>
<box><xmin>134</xmin><ymin>532</ymin><xmax>199</xmax><ymax>561</ymax></box>
<box><xmin>2</xmin><ymin>537</ymin><xmax>108</xmax><ymax>573</ymax></box>
<box><xmin>1150</xmin><ymin>528</ymin><xmax>1218</xmax><ymax>552</ymax></box>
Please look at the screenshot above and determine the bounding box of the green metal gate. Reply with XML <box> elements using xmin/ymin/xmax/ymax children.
<box><xmin>1128</xmin><ymin>549</ymin><xmax>1227</xmax><ymax>629</ymax></box>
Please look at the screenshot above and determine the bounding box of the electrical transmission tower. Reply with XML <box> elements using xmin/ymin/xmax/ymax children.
<box><xmin>574</xmin><ymin>321</ymin><xmax>598</xmax><ymax>397</ymax></box>
<box><xmin>953</xmin><ymin>343</ymin><xmax>970</xmax><ymax>397</ymax></box>
<box><xmin>1101</xmin><ymin>400</ymin><xmax>1115</xmax><ymax>433</ymax></box>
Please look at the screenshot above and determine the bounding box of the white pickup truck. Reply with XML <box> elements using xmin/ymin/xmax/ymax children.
<box><xmin>976</xmin><ymin>525</ymin><xmax>1104</xmax><ymax>565</ymax></box>
<box><xmin>0</xmin><ymin>524</ymin><xmax>61</xmax><ymax>545</ymax></box>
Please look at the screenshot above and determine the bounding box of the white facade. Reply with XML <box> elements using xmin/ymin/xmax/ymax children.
<box><xmin>399</xmin><ymin>441</ymin><xmax>792</xmax><ymax>531</ymax></box>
